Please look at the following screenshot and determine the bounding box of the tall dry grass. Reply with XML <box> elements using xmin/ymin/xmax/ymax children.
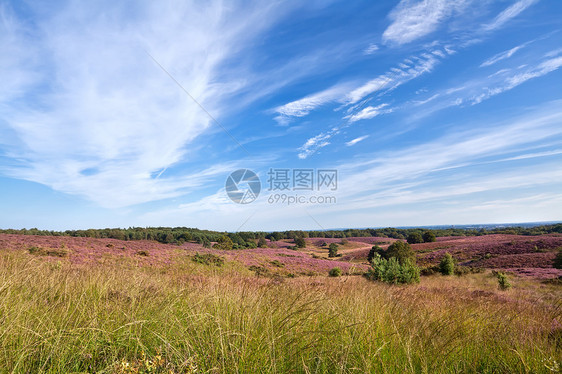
<box><xmin>0</xmin><ymin>252</ymin><xmax>560</xmax><ymax>373</ymax></box>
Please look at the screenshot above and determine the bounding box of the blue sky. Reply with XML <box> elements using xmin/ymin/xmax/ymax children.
<box><xmin>1</xmin><ymin>0</ymin><xmax>561</xmax><ymax>231</ymax></box>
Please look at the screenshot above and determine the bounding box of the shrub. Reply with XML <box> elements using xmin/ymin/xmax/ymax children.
<box><xmin>328</xmin><ymin>243</ymin><xmax>339</xmax><ymax>258</ymax></box>
<box><xmin>320</xmin><ymin>241</ymin><xmax>327</xmax><ymax>247</ymax></box>
<box><xmin>213</xmin><ymin>235</ymin><xmax>233</xmax><ymax>250</ymax></box>
<box><xmin>422</xmin><ymin>231</ymin><xmax>436</xmax><ymax>243</ymax></box>
<box><xmin>257</xmin><ymin>237</ymin><xmax>268</xmax><ymax>248</ymax></box>
<box><xmin>385</xmin><ymin>241</ymin><xmax>416</xmax><ymax>265</ymax></box>
<box><xmin>248</xmin><ymin>265</ymin><xmax>269</xmax><ymax>277</ymax></box>
<box><xmin>28</xmin><ymin>246</ymin><xmax>70</xmax><ymax>257</ymax></box>
<box><xmin>368</xmin><ymin>245</ymin><xmax>384</xmax><ymax>263</ymax></box>
<box><xmin>406</xmin><ymin>232</ymin><xmax>424</xmax><ymax>244</ymax></box>
<box><xmin>366</xmin><ymin>254</ymin><xmax>420</xmax><ymax>284</ymax></box>
<box><xmin>192</xmin><ymin>253</ymin><xmax>225</xmax><ymax>267</ymax></box>
<box><xmin>554</xmin><ymin>249</ymin><xmax>562</xmax><ymax>269</ymax></box>
<box><xmin>270</xmin><ymin>260</ymin><xmax>285</xmax><ymax>268</ymax></box>
<box><xmin>495</xmin><ymin>271</ymin><xmax>512</xmax><ymax>290</ymax></box>
<box><xmin>295</xmin><ymin>237</ymin><xmax>306</xmax><ymax>248</ymax></box>
<box><xmin>329</xmin><ymin>267</ymin><xmax>342</xmax><ymax>277</ymax></box>
<box><xmin>136</xmin><ymin>250</ymin><xmax>149</xmax><ymax>257</ymax></box>
<box><xmin>420</xmin><ymin>265</ymin><xmax>440</xmax><ymax>276</ymax></box>
<box><xmin>340</xmin><ymin>238</ymin><xmax>349</xmax><ymax>245</ymax></box>
<box><xmin>439</xmin><ymin>253</ymin><xmax>455</xmax><ymax>275</ymax></box>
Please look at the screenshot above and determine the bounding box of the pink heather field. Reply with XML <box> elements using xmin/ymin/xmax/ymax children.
<box><xmin>0</xmin><ymin>231</ymin><xmax>561</xmax><ymax>373</ymax></box>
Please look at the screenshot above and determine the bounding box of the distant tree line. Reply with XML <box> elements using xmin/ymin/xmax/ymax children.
<box><xmin>1</xmin><ymin>223</ymin><xmax>561</xmax><ymax>248</ymax></box>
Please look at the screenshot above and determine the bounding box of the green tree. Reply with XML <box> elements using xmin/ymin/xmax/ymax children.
<box><xmin>496</xmin><ymin>272</ymin><xmax>511</xmax><ymax>290</ymax></box>
<box><xmin>422</xmin><ymin>231</ymin><xmax>436</xmax><ymax>243</ymax></box>
<box><xmin>406</xmin><ymin>232</ymin><xmax>424</xmax><ymax>244</ymax></box>
<box><xmin>368</xmin><ymin>245</ymin><xmax>383</xmax><ymax>263</ymax></box>
<box><xmin>386</xmin><ymin>241</ymin><xmax>416</xmax><ymax>265</ymax></box>
<box><xmin>213</xmin><ymin>235</ymin><xmax>233</xmax><ymax>250</ymax></box>
<box><xmin>328</xmin><ymin>243</ymin><xmax>339</xmax><ymax>258</ymax></box>
<box><xmin>439</xmin><ymin>253</ymin><xmax>455</xmax><ymax>275</ymax></box>
<box><xmin>295</xmin><ymin>237</ymin><xmax>306</xmax><ymax>248</ymax></box>
<box><xmin>257</xmin><ymin>237</ymin><xmax>268</xmax><ymax>248</ymax></box>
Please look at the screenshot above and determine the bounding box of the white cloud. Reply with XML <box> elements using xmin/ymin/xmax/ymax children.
<box><xmin>346</xmin><ymin>52</ymin><xmax>441</xmax><ymax>104</ymax></box>
<box><xmin>346</xmin><ymin>135</ymin><xmax>369</xmax><ymax>146</ymax></box>
<box><xmin>273</xmin><ymin>84</ymin><xmax>350</xmax><ymax>124</ymax></box>
<box><xmin>297</xmin><ymin>133</ymin><xmax>332</xmax><ymax>159</ymax></box>
<box><xmin>0</xmin><ymin>1</ymin><xmax>292</xmax><ymax>208</ymax></box>
<box><xmin>346</xmin><ymin>104</ymin><xmax>393</xmax><ymax>123</ymax></box>
<box><xmin>482</xmin><ymin>0</ymin><xmax>539</xmax><ymax>32</ymax></box>
<box><xmin>472</xmin><ymin>56</ymin><xmax>562</xmax><ymax>104</ymax></box>
<box><xmin>480</xmin><ymin>44</ymin><xmax>526</xmax><ymax>67</ymax></box>
<box><xmin>382</xmin><ymin>0</ymin><xmax>471</xmax><ymax>45</ymax></box>
<box><xmin>363</xmin><ymin>43</ymin><xmax>379</xmax><ymax>55</ymax></box>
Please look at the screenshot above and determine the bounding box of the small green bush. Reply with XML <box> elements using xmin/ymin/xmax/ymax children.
<box><xmin>368</xmin><ymin>245</ymin><xmax>384</xmax><ymax>263</ymax></box>
<box><xmin>439</xmin><ymin>253</ymin><xmax>455</xmax><ymax>275</ymax></box>
<box><xmin>366</xmin><ymin>254</ymin><xmax>420</xmax><ymax>284</ymax></box>
<box><xmin>192</xmin><ymin>252</ymin><xmax>225</xmax><ymax>267</ymax></box>
<box><xmin>495</xmin><ymin>271</ymin><xmax>511</xmax><ymax>290</ymax></box>
<box><xmin>329</xmin><ymin>267</ymin><xmax>342</xmax><ymax>277</ymax></box>
<box><xmin>328</xmin><ymin>243</ymin><xmax>339</xmax><ymax>258</ymax></box>
<box><xmin>270</xmin><ymin>260</ymin><xmax>285</xmax><ymax>268</ymax></box>
<box><xmin>295</xmin><ymin>237</ymin><xmax>306</xmax><ymax>248</ymax></box>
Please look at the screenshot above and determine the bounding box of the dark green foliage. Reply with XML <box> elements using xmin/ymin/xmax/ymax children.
<box><xmin>295</xmin><ymin>237</ymin><xmax>306</xmax><ymax>248</ymax></box>
<box><xmin>422</xmin><ymin>231</ymin><xmax>436</xmax><ymax>243</ymax></box>
<box><xmin>328</xmin><ymin>243</ymin><xmax>338</xmax><ymax>258</ymax></box>
<box><xmin>454</xmin><ymin>266</ymin><xmax>483</xmax><ymax>276</ymax></box>
<box><xmin>385</xmin><ymin>241</ymin><xmax>416</xmax><ymax>265</ymax></box>
<box><xmin>257</xmin><ymin>237</ymin><xmax>268</xmax><ymax>248</ymax></box>
<box><xmin>495</xmin><ymin>271</ymin><xmax>512</xmax><ymax>290</ymax></box>
<box><xmin>270</xmin><ymin>260</ymin><xmax>284</xmax><ymax>268</ymax></box>
<box><xmin>554</xmin><ymin>249</ymin><xmax>562</xmax><ymax>269</ymax></box>
<box><xmin>368</xmin><ymin>245</ymin><xmax>384</xmax><ymax>263</ymax></box>
<box><xmin>439</xmin><ymin>253</ymin><xmax>455</xmax><ymax>275</ymax></box>
<box><xmin>366</xmin><ymin>254</ymin><xmax>420</xmax><ymax>284</ymax></box>
<box><xmin>4</xmin><ymin>223</ymin><xmax>562</xmax><ymax>245</ymax></box>
<box><xmin>407</xmin><ymin>232</ymin><xmax>424</xmax><ymax>244</ymax></box>
<box><xmin>192</xmin><ymin>253</ymin><xmax>225</xmax><ymax>267</ymax></box>
<box><xmin>248</xmin><ymin>265</ymin><xmax>269</xmax><ymax>277</ymax></box>
<box><xmin>213</xmin><ymin>235</ymin><xmax>233</xmax><ymax>250</ymax></box>
<box><xmin>329</xmin><ymin>267</ymin><xmax>342</xmax><ymax>277</ymax></box>
<box><xmin>27</xmin><ymin>246</ymin><xmax>70</xmax><ymax>257</ymax></box>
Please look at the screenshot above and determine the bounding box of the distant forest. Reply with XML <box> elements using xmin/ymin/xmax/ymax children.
<box><xmin>1</xmin><ymin>224</ymin><xmax>561</xmax><ymax>248</ymax></box>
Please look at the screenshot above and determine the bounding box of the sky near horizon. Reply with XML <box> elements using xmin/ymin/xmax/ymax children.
<box><xmin>1</xmin><ymin>0</ymin><xmax>561</xmax><ymax>231</ymax></box>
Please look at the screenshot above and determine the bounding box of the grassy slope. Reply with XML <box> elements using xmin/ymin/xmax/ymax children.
<box><xmin>0</xmin><ymin>251</ymin><xmax>561</xmax><ymax>373</ymax></box>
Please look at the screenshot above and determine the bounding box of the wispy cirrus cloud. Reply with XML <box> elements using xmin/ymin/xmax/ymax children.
<box><xmin>273</xmin><ymin>84</ymin><xmax>350</xmax><ymax>125</ymax></box>
<box><xmin>382</xmin><ymin>0</ymin><xmax>472</xmax><ymax>45</ymax></box>
<box><xmin>480</xmin><ymin>44</ymin><xmax>526</xmax><ymax>67</ymax></box>
<box><xmin>0</xmin><ymin>1</ymin><xmax>297</xmax><ymax>208</ymax></box>
<box><xmin>482</xmin><ymin>0</ymin><xmax>539</xmax><ymax>32</ymax></box>
<box><xmin>363</xmin><ymin>43</ymin><xmax>379</xmax><ymax>55</ymax></box>
<box><xmin>346</xmin><ymin>135</ymin><xmax>369</xmax><ymax>146</ymax></box>
<box><xmin>346</xmin><ymin>104</ymin><xmax>393</xmax><ymax>123</ymax></box>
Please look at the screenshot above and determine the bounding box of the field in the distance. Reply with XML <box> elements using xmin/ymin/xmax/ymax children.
<box><xmin>0</xmin><ymin>232</ymin><xmax>561</xmax><ymax>373</ymax></box>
